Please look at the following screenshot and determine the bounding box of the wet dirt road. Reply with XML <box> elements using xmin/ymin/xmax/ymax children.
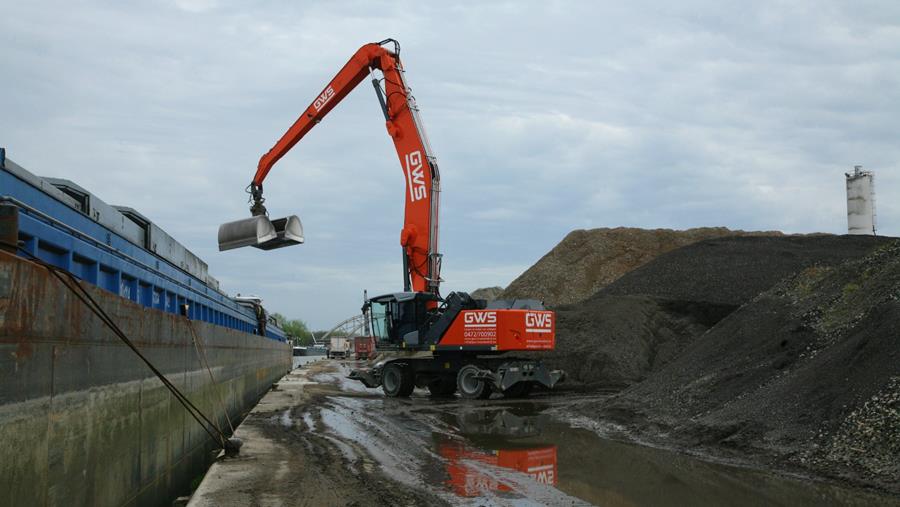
<box><xmin>192</xmin><ymin>360</ymin><xmax>900</xmax><ymax>506</ymax></box>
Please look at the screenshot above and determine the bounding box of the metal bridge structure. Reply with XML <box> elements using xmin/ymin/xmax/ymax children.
<box><xmin>320</xmin><ymin>313</ymin><xmax>368</xmax><ymax>343</ymax></box>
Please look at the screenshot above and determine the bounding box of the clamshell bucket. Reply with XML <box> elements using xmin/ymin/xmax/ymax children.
<box><xmin>218</xmin><ymin>215</ymin><xmax>304</xmax><ymax>251</ymax></box>
<box><xmin>257</xmin><ymin>216</ymin><xmax>304</xmax><ymax>250</ymax></box>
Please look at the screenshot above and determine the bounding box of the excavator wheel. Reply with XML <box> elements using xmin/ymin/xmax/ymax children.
<box><xmin>382</xmin><ymin>363</ymin><xmax>414</xmax><ymax>398</ymax></box>
<box><xmin>427</xmin><ymin>377</ymin><xmax>457</xmax><ymax>397</ymax></box>
<box><xmin>457</xmin><ymin>364</ymin><xmax>493</xmax><ymax>400</ymax></box>
<box><xmin>502</xmin><ymin>382</ymin><xmax>533</xmax><ymax>398</ymax></box>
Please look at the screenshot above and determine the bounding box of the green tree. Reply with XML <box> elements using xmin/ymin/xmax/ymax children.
<box><xmin>271</xmin><ymin>313</ymin><xmax>313</xmax><ymax>345</ymax></box>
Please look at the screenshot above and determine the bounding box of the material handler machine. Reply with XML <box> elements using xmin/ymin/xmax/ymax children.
<box><xmin>218</xmin><ymin>39</ymin><xmax>564</xmax><ymax>398</ymax></box>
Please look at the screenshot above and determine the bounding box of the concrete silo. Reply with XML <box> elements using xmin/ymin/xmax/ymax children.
<box><xmin>845</xmin><ymin>166</ymin><xmax>876</xmax><ymax>235</ymax></box>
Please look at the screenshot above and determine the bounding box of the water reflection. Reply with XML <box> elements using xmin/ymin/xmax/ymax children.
<box><xmin>437</xmin><ymin>440</ymin><xmax>558</xmax><ymax>498</ymax></box>
<box><xmin>427</xmin><ymin>402</ymin><xmax>899</xmax><ymax>506</ymax></box>
<box><xmin>453</xmin><ymin>403</ymin><xmax>550</xmax><ymax>440</ymax></box>
<box><xmin>430</xmin><ymin>404</ymin><xmax>561</xmax><ymax>499</ymax></box>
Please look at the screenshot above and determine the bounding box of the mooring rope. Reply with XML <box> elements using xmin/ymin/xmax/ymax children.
<box><xmin>10</xmin><ymin>244</ymin><xmax>232</xmax><ymax>450</ymax></box>
<box><xmin>187</xmin><ymin>320</ymin><xmax>236</xmax><ymax>434</ymax></box>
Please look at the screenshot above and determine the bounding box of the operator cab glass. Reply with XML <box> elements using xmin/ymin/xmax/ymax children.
<box><xmin>365</xmin><ymin>292</ymin><xmax>440</xmax><ymax>347</ymax></box>
<box><xmin>368</xmin><ymin>299</ymin><xmax>393</xmax><ymax>345</ymax></box>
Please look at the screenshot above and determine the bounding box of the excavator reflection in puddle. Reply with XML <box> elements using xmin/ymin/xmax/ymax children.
<box><xmin>431</xmin><ymin>404</ymin><xmax>558</xmax><ymax>498</ymax></box>
<box><xmin>438</xmin><ymin>442</ymin><xmax>558</xmax><ymax>498</ymax></box>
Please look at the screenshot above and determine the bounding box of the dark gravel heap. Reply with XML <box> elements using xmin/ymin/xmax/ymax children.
<box><xmin>579</xmin><ymin>240</ymin><xmax>900</xmax><ymax>493</ymax></box>
<box><xmin>548</xmin><ymin>235</ymin><xmax>891</xmax><ymax>386</ymax></box>
<box><xmin>597</xmin><ymin>235</ymin><xmax>889</xmax><ymax>306</ymax></box>
<box><xmin>501</xmin><ymin>227</ymin><xmax>782</xmax><ymax>307</ymax></box>
<box><xmin>548</xmin><ymin>296</ymin><xmax>732</xmax><ymax>386</ymax></box>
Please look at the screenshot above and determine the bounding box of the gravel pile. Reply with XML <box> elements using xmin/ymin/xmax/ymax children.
<box><xmin>546</xmin><ymin>235</ymin><xmax>889</xmax><ymax>386</ymax></box>
<box><xmin>501</xmin><ymin>227</ymin><xmax>782</xmax><ymax>307</ymax></box>
<box><xmin>581</xmin><ymin>240</ymin><xmax>900</xmax><ymax>493</ymax></box>
<box><xmin>598</xmin><ymin>235</ymin><xmax>887</xmax><ymax>306</ymax></box>
<box><xmin>809</xmin><ymin>376</ymin><xmax>900</xmax><ymax>483</ymax></box>
<box><xmin>547</xmin><ymin>296</ymin><xmax>732</xmax><ymax>386</ymax></box>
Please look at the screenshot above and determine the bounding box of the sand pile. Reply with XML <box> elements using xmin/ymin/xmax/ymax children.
<box><xmin>470</xmin><ymin>286</ymin><xmax>504</xmax><ymax>301</ymax></box>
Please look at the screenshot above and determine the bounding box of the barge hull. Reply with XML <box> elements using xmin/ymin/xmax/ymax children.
<box><xmin>0</xmin><ymin>250</ymin><xmax>291</xmax><ymax>506</ymax></box>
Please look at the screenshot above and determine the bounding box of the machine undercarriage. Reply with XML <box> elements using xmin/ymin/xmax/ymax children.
<box><xmin>349</xmin><ymin>352</ymin><xmax>565</xmax><ymax>399</ymax></box>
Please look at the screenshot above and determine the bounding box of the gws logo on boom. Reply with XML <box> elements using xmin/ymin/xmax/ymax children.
<box><xmin>525</xmin><ymin>312</ymin><xmax>552</xmax><ymax>333</ymax></box>
<box><xmin>405</xmin><ymin>150</ymin><xmax>427</xmax><ymax>202</ymax></box>
<box><xmin>313</xmin><ymin>86</ymin><xmax>335</xmax><ymax>111</ymax></box>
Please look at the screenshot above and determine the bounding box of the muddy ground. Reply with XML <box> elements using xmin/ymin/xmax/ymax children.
<box><xmin>189</xmin><ymin>360</ymin><xmax>900</xmax><ymax>506</ymax></box>
<box><xmin>189</xmin><ymin>360</ymin><xmax>447</xmax><ymax>507</ymax></box>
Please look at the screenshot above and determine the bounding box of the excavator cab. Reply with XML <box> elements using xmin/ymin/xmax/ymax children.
<box><xmin>365</xmin><ymin>292</ymin><xmax>439</xmax><ymax>348</ymax></box>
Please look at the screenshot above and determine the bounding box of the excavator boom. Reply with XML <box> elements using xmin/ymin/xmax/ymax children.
<box><xmin>219</xmin><ymin>39</ymin><xmax>441</xmax><ymax>295</ymax></box>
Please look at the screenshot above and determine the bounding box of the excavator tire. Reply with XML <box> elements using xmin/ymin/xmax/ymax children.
<box><xmin>502</xmin><ymin>382</ymin><xmax>533</xmax><ymax>398</ymax></box>
<box><xmin>457</xmin><ymin>364</ymin><xmax>493</xmax><ymax>400</ymax></box>
<box><xmin>427</xmin><ymin>377</ymin><xmax>457</xmax><ymax>397</ymax></box>
<box><xmin>382</xmin><ymin>363</ymin><xmax>414</xmax><ymax>397</ymax></box>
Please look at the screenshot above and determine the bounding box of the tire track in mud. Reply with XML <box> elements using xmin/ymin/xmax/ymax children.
<box><xmin>243</xmin><ymin>366</ymin><xmax>450</xmax><ymax>507</ymax></box>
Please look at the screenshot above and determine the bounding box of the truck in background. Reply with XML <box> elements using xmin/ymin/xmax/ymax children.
<box><xmin>352</xmin><ymin>336</ymin><xmax>376</xmax><ymax>360</ymax></box>
<box><xmin>328</xmin><ymin>336</ymin><xmax>350</xmax><ymax>359</ymax></box>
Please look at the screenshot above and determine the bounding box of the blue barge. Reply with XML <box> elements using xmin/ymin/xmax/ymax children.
<box><xmin>0</xmin><ymin>147</ymin><xmax>286</xmax><ymax>342</ymax></box>
<box><xmin>0</xmin><ymin>147</ymin><xmax>291</xmax><ymax>506</ymax></box>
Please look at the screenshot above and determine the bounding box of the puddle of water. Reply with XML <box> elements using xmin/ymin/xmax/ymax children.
<box><xmin>292</xmin><ymin>355</ymin><xmax>322</xmax><ymax>370</ymax></box>
<box><xmin>319</xmin><ymin>396</ymin><xmax>585</xmax><ymax>505</ymax></box>
<box><xmin>311</xmin><ymin>362</ymin><xmax>373</xmax><ymax>394</ymax></box>
<box><xmin>279</xmin><ymin>409</ymin><xmax>293</xmax><ymax>427</ymax></box>
<box><xmin>432</xmin><ymin>402</ymin><xmax>899</xmax><ymax>507</ymax></box>
<box><xmin>314</xmin><ymin>388</ymin><xmax>899</xmax><ymax>506</ymax></box>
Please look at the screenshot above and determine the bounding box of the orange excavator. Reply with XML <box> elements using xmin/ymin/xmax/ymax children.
<box><xmin>218</xmin><ymin>39</ymin><xmax>564</xmax><ymax>398</ymax></box>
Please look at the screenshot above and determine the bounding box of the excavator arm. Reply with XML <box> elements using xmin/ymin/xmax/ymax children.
<box><xmin>223</xmin><ymin>39</ymin><xmax>441</xmax><ymax>295</ymax></box>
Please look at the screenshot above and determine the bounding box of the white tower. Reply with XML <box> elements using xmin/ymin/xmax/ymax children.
<box><xmin>845</xmin><ymin>166</ymin><xmax>876</xmax><ymax>235</ymax></box>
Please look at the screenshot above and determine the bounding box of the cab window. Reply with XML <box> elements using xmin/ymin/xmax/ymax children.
<box><xmin>369</xmin><ymin>300</ymin><xmax>392</xmax><ymax>343</ymax></box>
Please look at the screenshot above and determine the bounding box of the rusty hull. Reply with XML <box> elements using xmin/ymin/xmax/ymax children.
<box><xmin>0</xmin><ymin>250</ymin><xmax>291</xmax><ymax>506</ymax></box>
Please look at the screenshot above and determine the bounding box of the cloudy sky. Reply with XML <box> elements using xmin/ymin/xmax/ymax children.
<box><xmin>2</xmin><ymin>1</ymin><xmax>898</xmax><ymax>328</ymax></box>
